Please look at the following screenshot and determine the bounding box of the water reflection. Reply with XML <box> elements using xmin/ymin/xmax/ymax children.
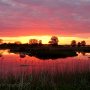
<box><xmin>0</xmin><ymin>50</ymin><xmax>3</xmax><ymax>57</ymax></box>
<box><xmin>0</xmin><ymin>53</ymin><xmax>2</xmax><ymax>57</ymax></box>
<box><xmin>0</xmin><ymin>49</ymin><xmax>90</xmax><ymax>78</ymax></box>
<box><xmin>10</xmin><ymin>49</ymin><xmax>77</xmax><ymax>59</ymax></box>
<box><xmin>19</xmin><ymin>53</ymin><xmax>26</xmax><ymax>58</ymax></box>
<box><xmin>81</xmin><ymin>52</ymin><xmax>86</xmax><ymax>56</ymax></box>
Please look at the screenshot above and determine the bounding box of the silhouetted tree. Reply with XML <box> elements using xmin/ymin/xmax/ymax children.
<box><xmin>0</xmin><ymin>39</ymin><xmax>3</xmax><ymax>44</ymax></box>
<box><xmin>14</xmin><ymin>41</ymin><xmax>22</xmax><ymax>44</ymax></box>
<box><xmin>49</xmin><ymin>36</ymin><xmax>59</xmax><ymax>46</ymax></box>
<box><xmin>29</xmin><ymin>39</ymin><xmax>38</xmax><ymax>45</ymax></box>
<box><xmin>81</xmin><ymin>40</ymin><xmax>86</xmax><ymax>46</ymax></box>
<box><xmin>77</xmin><ymin>42</ymin><xmax>81</xmax><ymax>47</ymax></box>
<box><xmin>71</xmin><ymin>40</ymin><xmax>76</xmax><ymax>47</ymax></box>
<box><xmin>39</xmin><ymin>40</ymin><xmax>42</xmax><ymax>45</ymax></box>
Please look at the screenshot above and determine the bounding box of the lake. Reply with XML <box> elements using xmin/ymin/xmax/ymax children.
<box><xmin>0</xmin><ymin>49</ymin><xmax>90</xmax><ymax>78</ymax></box>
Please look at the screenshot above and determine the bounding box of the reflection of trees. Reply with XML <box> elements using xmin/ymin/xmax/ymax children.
<box><xmin>19</xmin><ymin>53</ymin><xmax>26</xmax><ymax>58</ymax></box>
<box><xmin>28</xmin><ymin>49</ymin><xmax>77</xmax><ymax>60</ymax></box>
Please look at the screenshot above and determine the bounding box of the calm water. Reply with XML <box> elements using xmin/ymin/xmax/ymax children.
<box><xmin>0</xmin><ymin>49</ymin><xmax>90</xmax><ymax>78</ymax></box>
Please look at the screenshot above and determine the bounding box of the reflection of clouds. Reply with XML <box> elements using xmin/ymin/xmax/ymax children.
<box><xmin>85</xmin><ymin>53</ymin><xmax>90</xmax><ymax>58</ymax></box>
<box><xmin>76</xmin><ymin>52</ymin><xmax>90</xmax><ymax>60</ymax></box>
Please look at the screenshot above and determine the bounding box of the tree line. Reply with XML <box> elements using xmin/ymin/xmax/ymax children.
<box><xmin>0</xmin><ymin>36</ymin><xmax>86</xmax><ymax>47</ymax></box>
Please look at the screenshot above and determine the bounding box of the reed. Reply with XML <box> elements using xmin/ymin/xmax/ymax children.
<box><xmin>0</xmin><ymin>70</ymin><xmax>90</xmax><ymax>90</ymax></box>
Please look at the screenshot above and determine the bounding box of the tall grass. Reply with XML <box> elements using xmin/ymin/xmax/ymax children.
<box><xmin>0</xmin><ymin>70</ymin><xmax>90</xmax><ymax>90</ymax></box>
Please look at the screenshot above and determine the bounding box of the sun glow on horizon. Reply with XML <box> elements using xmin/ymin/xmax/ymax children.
<box><xmin>0</xmin><ymin>36</ymin><xmax>90</xmax><ymax>45</ymax></box>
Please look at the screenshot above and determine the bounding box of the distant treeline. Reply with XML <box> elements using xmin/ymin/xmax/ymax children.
<box><xmin>0</xmin><ymin>43</ymin><xmax>90</xmax><ymax>59</ymax></box>
<box><xmin>0</xmin><ymin>43</ymin><xmax>90</xmax><ymax>52</ymax></box>
<box><xmin>0</xmin><ymin>36</ymin><xmax>88</xmax><ymax>46</ymax></box>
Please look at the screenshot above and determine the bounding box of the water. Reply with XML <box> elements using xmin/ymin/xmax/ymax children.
<box><xmin>0</xmin><ymin>49</ymin><xmax>90</xmax><ymax>78</ymax></box>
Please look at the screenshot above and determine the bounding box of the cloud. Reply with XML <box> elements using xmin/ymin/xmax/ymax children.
<box><xmin>0</xmin><ymin>0</ymin><xmax>90</xmax><ymax>37</ymax></box>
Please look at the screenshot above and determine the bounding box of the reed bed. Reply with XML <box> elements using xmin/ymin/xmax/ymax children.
<box><xmin>0</xmin><ymin>70</ymin><xmax>90</xmax><ymax>90</ymax></box>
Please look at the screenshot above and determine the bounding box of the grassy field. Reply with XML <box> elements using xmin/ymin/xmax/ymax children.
<box><xmin>0</xmin><ymin>71</ymin><xmax>90</xmax><ymax>90</ymax></box>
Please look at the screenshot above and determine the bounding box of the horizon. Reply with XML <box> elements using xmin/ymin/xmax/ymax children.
<box><xmin>0</xmin><ymin>35</ymin><xmax>90</xmax><ymax>45</ymax></box>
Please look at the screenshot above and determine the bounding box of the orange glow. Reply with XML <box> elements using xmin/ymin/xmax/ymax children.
<box><xmin>0</xmin><ymin>49</ymin><xmax>12</xmax><ymax>55</ymax></box>
<box><xmin>0</xmin><ymin>36</ymin><xmax>90</xmax><ymax>45</ymax></box>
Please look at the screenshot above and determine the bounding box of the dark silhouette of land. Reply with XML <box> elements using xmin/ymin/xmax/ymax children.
<box><xmin>0</xmin><ymin>43</ymin><xmax>90</xmax><ymax>59</ymax></box>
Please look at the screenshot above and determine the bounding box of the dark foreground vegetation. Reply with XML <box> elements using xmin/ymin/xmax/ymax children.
<box><xmin>0</xmin><ymin>71</ymin><xmax>90</xmax><ymax>90</ymax></box>
<box><xmin>0</xmin><ymin>43</ymin><xmax>90</xmax><ymax>52</ymax></box>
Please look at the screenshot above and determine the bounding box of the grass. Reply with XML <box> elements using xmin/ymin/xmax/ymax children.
<box><xmin>0</xmin><ymin>71</ymin><xmax>90</xmax><ymax>90</ymax></box>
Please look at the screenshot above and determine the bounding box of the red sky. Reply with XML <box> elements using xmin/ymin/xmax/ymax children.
<box><xmin>0</xmin><ymin>0</ymin><xmax>90</xmax><ymax>44</ymax></box>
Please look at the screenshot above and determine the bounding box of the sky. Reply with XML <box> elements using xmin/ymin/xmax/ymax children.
<box><xmin>0</xmin><ymin>0</ymin><xmax>90</xmax><ymax>44</ymax></box>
